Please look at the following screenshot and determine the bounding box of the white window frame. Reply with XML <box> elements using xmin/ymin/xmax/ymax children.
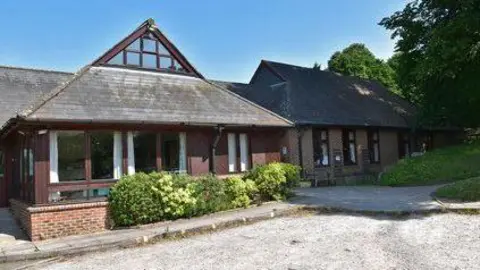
<box><xmin>239</xmin><ymin>133</ymin><xmax>249</xmax><ymax>172</ymax></box>
<box><xmin>228</xmin><ymin>133</ymin><xmax>237</xmax><ymax>173</ymax></box>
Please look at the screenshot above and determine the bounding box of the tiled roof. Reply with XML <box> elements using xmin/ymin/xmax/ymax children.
<box><xmin>225</xmin><ymin>60</ymin><xmax>416</xmax><ymax>128</ymax></box>
<box><xmin>0</xmin><ymin>66</ymin><xmax>72</xmax><ymax>128</ymax></box>
<box><xmin>23</xmin><ymin>66</ymin><xmax>292</xmax><ymax>127</ymax></box>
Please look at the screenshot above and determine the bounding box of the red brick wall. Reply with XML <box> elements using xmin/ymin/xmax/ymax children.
<box><xmin>10</xmin><ymin>199</ymin><xmax>108</xmax><ymax>241</ymax></box>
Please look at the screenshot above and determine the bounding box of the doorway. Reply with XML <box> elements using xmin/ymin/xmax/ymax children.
<box><xmin>0</xmin><ymin>149</ymin><xmax>7</xmax><ymax>207</ymax></box>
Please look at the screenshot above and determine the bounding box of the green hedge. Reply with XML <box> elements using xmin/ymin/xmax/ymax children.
<box><xmin>380</xmin><ymin>141</ymin><xmax>480</xmax><ymax>186</ymax></box>
<box><xmin>244</xmin><ymin>162</ymin><xmax>301</xmax><ymax>201</ymax></box>
<box><xmin>108</xmin><ymin>162</ymin><xmax>300</xmax><ymax>227</ymax></box>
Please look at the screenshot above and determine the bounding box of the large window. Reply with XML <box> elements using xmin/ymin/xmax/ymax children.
<box><xmin>228</xmin><ymin>133</ymin><xmax>250</xmax><ymax>173</ymax></box>
<box><xmin>342</xmin><ymin>129</ymin><xmax>357</xmax><ymax>165</ymax></box>
<box><xmin>106</xmin><ymin>32</ymin><xmax>189</xmax><ymax>73</ymax></box>
<box><xmin>162</xmin><ymin>133</ymin><xmax>180</xmax><ymax>171</ymax></box>
<box><xmin>134</xmin><ymin>132</ymin><xmax>157</xmax><ymax>173</ymax></box>
<box><xmin>57</xmin><ymin>131</ymin><xmax>85</xmax><ymax>182</ymax></box>
<box><xmin>91</xmin><ymin>132</ymin><xmax>114</xmax><ymax>180</ymax></box>
<box><xmin>368</xmin><ymin>129</ymin><xmax>380</xmax><ymax>164</ymax></box>
<box><xmin>49</xmin><ymin>131</ymin><xmax>122</xmax><ymax>203</ymax></box>
<box><xmin>313</xmin><ymin>129</ymin><xmax>329</xmax><ymax>167</ymax></box>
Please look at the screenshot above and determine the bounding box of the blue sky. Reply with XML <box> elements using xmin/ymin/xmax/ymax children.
<box><xmin>0</xmin><ymin>1</ymin><xmax>406</xmax><ymax>83</ymax></box>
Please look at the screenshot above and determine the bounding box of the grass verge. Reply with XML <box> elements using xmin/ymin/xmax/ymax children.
<box><xmin>380</xmin><ymin>141</ymin><xmax>480</xmax><ymax>186</ymax></box>
<box><xmin>435</xmin><ymin>177</ymin><xmax>480</xmax><ymax>202</ymax></box>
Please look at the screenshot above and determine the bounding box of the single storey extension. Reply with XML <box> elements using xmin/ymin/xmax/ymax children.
<box><xmin>0</xmin><ymin>19</ymin><xmax>461</xmax><ymax>240</ymax></box>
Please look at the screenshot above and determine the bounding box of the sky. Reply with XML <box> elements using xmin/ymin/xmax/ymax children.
<box><xmin>0</xmin><ymin>1</ymin><xmax>407</xmax><ymax>83</ymax></box>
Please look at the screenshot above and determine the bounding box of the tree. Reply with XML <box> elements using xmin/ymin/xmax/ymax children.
<box><xmin>380</xmin><ymin>0</ymin><xmax>480</xmax><ymax>128</ymax></box>
<box><xmin>313</xmin><ymin>62</ymin><xmax>322</xmax><ymax>70</ymax></box>
<box><xmin>327</xmin><ymin>43</ymin><xmax>399</xmax><ymax>94</ymax></box>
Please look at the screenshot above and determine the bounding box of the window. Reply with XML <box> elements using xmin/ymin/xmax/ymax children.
<box><xmin>106</xmin><ymin>32</ymin><xmax>189</xmax><ymax>73</ymax></box>
<box><xmin>398</xmin><ymin>133</ymin><xmax>410</xmax><ymax>158</ymax></box>
<box><xmin>228</xmin><ymin>133</ymin><xmax>249</xmax><ymax>173</ymax></box>
<box><xmin>313</xmin><ymin>129</ymin><xmax>329</xmax><ymax>167</ymax></box>
<box><xmin>91</xmin><ymin>132</ymin><xmax>114</xmax><ymax>180</ymax></box>
<box><xmin>133</xmin><ymin>132</ymin><xmax>157</xmax><ymax>173</ymax></box>
<box><xmin>368</xmin><ymin>129</ymin><xmax>380</xmax><ymax>164</ymax></box>
<box><xmin>161</xmin><ymin>133</ymin><xmax>187</xmax><ymax>172</ymax></box>
<box><xmin>57</xmin><ymin>131</ymin><xmax>85</xmax><ymax>182</ymax></box>
<box><xmin>239</xmin><ymin>134</ymin><xmax>249</xmax><ymax>172</ymax></box>
<box><xmin>228</xmin><ymin>133</ymin><xmax>237</xmax><ymax>172</ymax></box>
<box><xmin>342</xmin><ymin>129</ymin><xmax>356</xmax><ymax>165</ymax></box>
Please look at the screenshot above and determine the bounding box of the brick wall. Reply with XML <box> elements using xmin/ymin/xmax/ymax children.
<box><xmin>10</xmin><ymin>199</ymin><xmax>108</xmax><ymax>241</ymax></box>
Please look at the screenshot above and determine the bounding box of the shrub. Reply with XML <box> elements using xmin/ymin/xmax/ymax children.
<box><xmin>380</xmin><ymin>141</ymin><xmax>480</xmax><ymax>186</ymax></box>
<box><xmin>245</xmin><ymin>162</ymin><xmax>300</xmax><ymax>201</ymax></box>
<box><xmin>225</xmin><ymin>176</ymin><xmax>258</xmax><ymax>208</ymax></box>
<box><xmin>108</xmin><ymin>172</ymin><xmax>196</xmax><ymax>227</ymax></box>
<box><xmin>188</xmin><ymin>174</ymin><xmax>230</xmax><ymax>215</ymax></box>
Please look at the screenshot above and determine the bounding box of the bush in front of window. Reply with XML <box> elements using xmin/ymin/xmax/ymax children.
<box><xmin>224</xmin><ymin>176</ymin><xmax>258</xmax><ymax>208</ymax></box>
<box><xmin>245</xmin><ymin>162</ymin><xmax>301</xmax><ymax>201</ymax></box>
<box><xmin>186</xmin><ymin>174</ymin><xmax>230</xmax><ymax>215</ymax></box>
<box><xmin>108</xmin><ymin>172</ymin><xmax>197</xmax><ymax>227</ymax></box>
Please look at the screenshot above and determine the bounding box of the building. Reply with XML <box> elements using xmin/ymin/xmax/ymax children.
<box><xmin>220</xmin><ymin>60</ymin><xmax>462</xmax><ymax>184</ymax></box>
<box><xmin>0</xmin><ymin>19</ymin><xmax>461</xmax><ymax>241</ymax></box>
<box><xmin>0</xmin><ymin>19</ymin><xmax>292</xmax><ymax>240</ymax></box>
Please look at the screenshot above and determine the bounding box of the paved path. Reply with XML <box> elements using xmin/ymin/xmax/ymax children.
<box><xmin>2</xmin><ymin>185</ymin><xmax>480</xmax><ymax>266</ymax></box>
<box><xmin>291</xmin><ymin>185</ymin><xmax>444</xmax><ymax>211</ymax></box>
<box><xmin>29</xmin><ymin>214</ymin><xmax>480</xmax><ymax>270</ymax></box>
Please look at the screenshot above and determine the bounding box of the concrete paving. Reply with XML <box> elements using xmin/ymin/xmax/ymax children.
<box><xmin>291</xmin><ymin>185</ymin><xmax>445</xmax><ymax>211</ymax></box>
<box><xmin>1</xmin><ymin>185</ymin><xmax>480</xmax><ymax>265</ymax></box>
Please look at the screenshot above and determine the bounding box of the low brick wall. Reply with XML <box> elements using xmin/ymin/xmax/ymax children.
<box><xmin>10</xmin><ymin>199</ymin><xmax>109</xmax><ymax>241</ymax></box>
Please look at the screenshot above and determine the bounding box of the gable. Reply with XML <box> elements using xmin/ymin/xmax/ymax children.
<box><xmin>93</xmin><ymin>19</ymin><xmax>203</xmax><ymax>78</ymax></box>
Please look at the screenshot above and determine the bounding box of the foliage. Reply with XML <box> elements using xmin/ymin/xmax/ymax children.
<box><xmin>108</xmin><ymin>172</ymin><xmax>196</xmax><ymax>227</ymax></box>
<box><xmin>380</xmin><ymin>141</ymin><xmax>480</xmax><ymax>186</ymax></box>
<box><xmin>435</xmin><ymin>177</ymin><xmax>480</xmax><ymax>202</ymax></box>
<box><xmin>109</xmin><ymin>163</ymin><xmax>300</xmax><ymax>227</ymax></box>
<box><xmin>379</xmin><ymin>0</ymin><xmax>480</xmax><ymax>128</ymax></box>
<box><xmin>188</xmin><ymin>174</ymin><xmax>230</xmax><ymax>215</ymax></box>
<box><xmin>224</xmin><ymin>176</ymin><xmax>258</xmax><ymax>208</ymax></box>
<box><xmin>245</xmin><ymin>162</ymin><xmax>301</xmax><ymax>201</ymax></box>
<box><xmin>327</xmin><ymin>43</ymin><xmax>400</xmax><ymax>94</ymax></box>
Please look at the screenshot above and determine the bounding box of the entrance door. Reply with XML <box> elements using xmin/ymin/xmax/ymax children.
<box><xmin>0</xmin><ymin>149</ymin><xmax>6</xmax><ymax>207</ymax></box>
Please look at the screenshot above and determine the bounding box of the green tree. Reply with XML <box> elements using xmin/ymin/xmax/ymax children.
<box><xmin>327</xmin><ymin>43</ymin><xmax>399</xmax><ymax>94</ymax></box>
<box><xmin>380</xmin><ymin>0</ymin><xmax>480</xmax><ymax>128</ymax></box>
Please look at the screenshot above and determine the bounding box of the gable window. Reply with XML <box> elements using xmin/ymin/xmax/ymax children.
<box><xmin>342</xmin><ymin>129</ymin><xmax>356</xmax><ymax>165</ymax></box>
<box><xmin>313</xmin><ymin>129</ymin><xmax>329</xmax><ymax>167</ymax></box>
<box><xmin>106</xmin><ymin>32</ymin><xmax>189</xmax><ymax>73</ymax></box>
<box><xmin>368</xmin><ymin>129</ymin><xmax>380</xmax><ymax>164</ymax></box>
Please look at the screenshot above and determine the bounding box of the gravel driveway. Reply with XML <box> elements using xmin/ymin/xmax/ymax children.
<box><xmin>31</xmin><ymin>213</ymin><xmax>480</xmax><ymax>270</ymax></box>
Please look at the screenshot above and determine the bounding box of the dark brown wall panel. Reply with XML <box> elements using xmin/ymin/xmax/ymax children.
<box><xmin>187</xmin><ymin>131</ymin><xmax>212</xmax><ymax>176</ymax></box>
<box><xmin>34</xmin><ymin>132</ymin><xmax>50</xmax><ymax>204</ymax></box>
<box><xmin>215</xmin><ymin>134</ymin><xmax>228</xmax><ymax>175</ymax></box>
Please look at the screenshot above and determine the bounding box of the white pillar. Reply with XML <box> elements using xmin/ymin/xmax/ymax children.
<box><xmin>49</xmin><ymin>131</ymin><xmax>59</xmax><ymax>183</ymax></box>
<box><xmin>113</xmin><ymin>132</ymin><xmax>123</xmax><ymax>179</ymax></box>
<box><xmin>127</xmin><ymin>132</ymin><xmax>135</xmax><ymax>175</ymax></box>
<box><xmin>239</xmin><ymin>133</ymin><xmax>248</xmax><ymax>172</ymax></box>
<box><xmin>179</xmin><ymin>132</ymin><xmax>187</xmax><ymax>173</ymax></box>
<box><xmin>228</xmin><ymin>133</ymin><xmax>237</xmax><ymax>172</ymax></box>
<box><xmin>49</xmin><ymin>131</ymin><xmax>60</xmax><ymax>202</ymax></box>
